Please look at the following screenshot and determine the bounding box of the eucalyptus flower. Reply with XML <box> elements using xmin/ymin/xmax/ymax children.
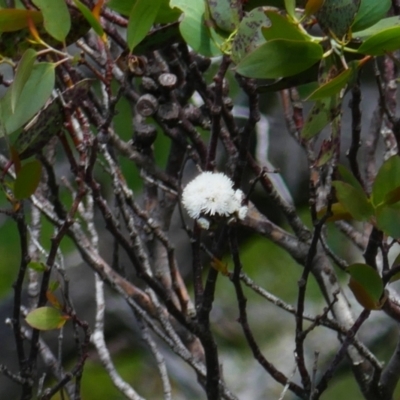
<box><xmin>182</xmin><ymin>171</ymin><xmax>248</xmax><ymax>229</ymax></box>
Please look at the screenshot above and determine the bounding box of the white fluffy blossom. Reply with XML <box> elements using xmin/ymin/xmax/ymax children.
<box><xmin>182</xmin><ymin>172</ymin><xmax>248</xmax><ymax>228</ymax></box>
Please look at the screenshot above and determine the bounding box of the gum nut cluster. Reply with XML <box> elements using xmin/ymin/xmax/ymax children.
<box><xmin>182</xmin><ymin>172</ymin><xmax>248</xmax><ymax>228</ymax></box>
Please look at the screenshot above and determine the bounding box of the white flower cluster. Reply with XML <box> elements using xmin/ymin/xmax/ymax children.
<box><xmin>182</xmin><ymin>171</ymin><xmax>248</xmax><ymax>229</ymax></box>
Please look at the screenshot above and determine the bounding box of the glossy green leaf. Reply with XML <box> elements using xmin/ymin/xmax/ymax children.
<box><xmin>301</xmin><ymin>97</ymin><xmax>339</xmax><ymax>139</ymax></box>
<box><xmin>348</xmin><ymin>263</ymin><xmax>383</xmax><ymax>310</ymax></box>
<box><xmin>262</xmin><ymin>10</ymin><xmax>309</xmax><ymax>42</ymax></box>
<box><xmin>236</xmin><ymin>39</ymin><xmax>323</xmax><ymax>79</ymax></box>
<box><xmin>332</xmin><ymin>181</ymin><xmax>373</xmax><ymax>221</ymax></box>
<box><xmin>352</xmin><ymin>0</ymin><xmax>391</xmax><ymax>33</ymax></box>
<box><xmin>371</xmin><ymin>155</ymin><xmax>400</xmax><ymax>207</ymax></box>
<box><xmin>231</xmin><ymin>7</ymin><xmax>269</xmax><ymax>64</ymax></box>
<box><xmin>307</xmin><ymin>61</ymin><xmax>361</xmax><ymax>100</ymax></box>
<box><xmin>357</xmin><ymin>26</ymin><xmax>400</xmax><ymax>56</ymax></box>
<box><xmin>316</xmin><ymin>0</ymin><xmax>361</xmax><ymax>39</ymax></box>
<box><xmin>206</xmin><ymin>0</ymin><xmax>241</xmax><ymax>33</ymax></box>
<box><xmin>170</xmin><ymin>0</ymin><xmax>221</xmax><ymax>57</ymax></box>
<box><xmin>26</xmin><ymin>306</ymin><xmax>68</xmax><ymax>330</ymax></box>
<box><xmin>0</xmin><ymin>9</ymin><xmax>43</xmax><ymax>32</ymax></box>
<box><xmin>73</xmin><ymin>0</ymin><xmax>104</xmax><ymax>38</ymax></box>
<box><xmin>127</xmin><ymin>0</ymin><xmax>162</xmax><ymax>51</ymax></box>
<box><xmin>11</xmin><ymin>49</ymin><xmax>37</xmax><ymax>113</ymax></box>
<box><xmin>13</xmin><ymin>159</ymin><xmax>42</xmax><ymax>200</ymax></box>
<box><xmin>1</xmin><ymin>62</ymin><xmax>55</xmax><ymax>136</ymax></box>
<box><xmin>32</xmin><ymin>0</ymin><xmax>71</xmax><ymax>41</ymax></box>
<box><xmin>353</xmin><ymin>16</ymin><xmax>400</xmax><ymax>40</ymax></box>
<box><xmin>376</xmin><ymin>203</ymin><xmax>400</xmax><ymax>239</ymax></box>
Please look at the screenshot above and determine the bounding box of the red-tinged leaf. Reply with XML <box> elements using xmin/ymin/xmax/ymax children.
<box><xmin>46</xmin><ymin>290</ymin><xmax>62</xmax><ymax>309</ymax></box>
<box><xmin>13</xmin><ymin>159</ymin><xmax>42</xmax><ymax>200</ymax></box>
<box><xmin>317</xmin><ymin>202</ymin><xmax>353</xmax><ymax>222</ymax></box>
<box><xmin>26</xmin><ymin>307</ymin><xmax>68</xmax><ymax>330</ymax></box>
<box><xmin>10</xmin><ymin>146</ymin><xmax>21</xmax><ymax>175</ymax></box>
<box><xmin>332</xmin><ymin>181</ymin><xmax>373</xmax><ymax>221</ymax></box>
<box><xmin>0</xmin><ymin>9</ymin><xmax>43</xmax><ymax>32</ymax></box>
<box><xmin>384</xmin><ymin>186</ymin><xmax>400</xmax><ymax>206</ymax></box>
<box><xmin>211</xmin><ymin>257</ymin><xmax>229</xmax><ymax>276</ymax></box>
<box><xmin>304</xmin><ymin>0</ymin><xmax>325</xmax><ymax>17</ymax></box>
<box><xmin>348</xmin><ymin>263</ymin><xmax>383</xmax><ymax>310</ymax></box>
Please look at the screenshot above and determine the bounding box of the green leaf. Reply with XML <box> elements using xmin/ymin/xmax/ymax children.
<box><xmin>301</xmin><ymin>97</ymin><xmax>339</xmax><ymax>139</ymax></box>
<box><xmin>371</xmin><ymin>155</ymin><xmax>400</xmax><ymax>207</ymax></box>
<box><xmin>28</xmin><ymin>261</ymin><xmax>47</xmax><ymax>272</ymax></box>
<box><xmin>389</xmin><ymin>253</ymin><xmax>400</xmax><ymax>283</ymax></box>
<box><xmin>316</xmin><ymin>0</ymin><xmax>361</xmax><ymax>39</ymax></box>
<box><xmin>11</xmin><ymin>49</ymin><xmax>37</xmax><ymax>113</ymax></box>
<box><xmin>170</xmin><ymin>0</ymin><xmax>221</xmax><ymax>57</ymax></box>
<box><xmin>236</xmin><ymin>39</ymin><xmax>323</xmax><ymax>79</ymax></box>
<box><xmin>0</xmin><ymin>9</ymin><xmax>43</xmax><ymax>32</ymax></box>
<box><xmin>332</xmin><ymin>181</ymin><xmax>373</xmax><ymax>221</ymax></box>
<box><xmin>257</xmin><ymin>64</ymin><xmax>320</xmax><ymax>93</ymax></box>
<box><xmin>13</xmin><ymin>79</ymin><xmax>91</xmax><ymax>159</ymax></box>
<box><xmin>353</xmin><ymin>16</ymin><xmax>400</xmax><ymax>40</ymax></box>
<box><xmin>307</xmin><ymin>60</ymin><xmax>362</xmax><ymax>100</ymax></box>
<box><xmin>231</xmin><ymin>7</ymin><xmax>269</xmax><ymax>64</ymax></box>
<box><xmin>73</xmin><ymin>0</ymin><xmax>104</xmax><ymax>38</ymax></box>
<box><xmin>376</xmin><ymin>203</ymin><xmax>400</xmax><ymax>239</ymax></box>
<box><xmin>107</xmin><ymin>0</ymin><xmax>181</xmax><ymax>23</ymax></box>
<box><xmin>262</xmin><ymin>10</ymin><xmax>309</xmax><ymax>42</ymax></box>
<box><xmin>206</xmin><ymin>0</ymin><xmax>241</xmax><ymax>33</ymax></box>
<box><xmin>352</xmin><ymin>0</ymin><xmax>391</xmax><ymax>33</ymax></box>
<box><xmin>348</xmin><ymin>263</ymin><xmax>383</xmax><ymax>310</ymax></box>
<box><xmin>337</xmin><ymin>164</ymin><xmax>365</xmax><ymax>193</ymax></box>
<box><xmin>13</xmin><ymin>159</ymin><xmax>42</xmax><ymax>200</ymax></box>
<box><xmin>357</xmin><ymin>26</ymin><xmax>400</xmax><ymax>56</ymax></box>
<box><xmin>284</xmin><ymin>0</ymin><xmax>296</xmax><ymax>19</ymax></box>
<box><xmin>127</xmin><ymin>0</ymin><xmax>162</xmax><ymax>51</ymax></box>
<box><xmin>32</xmin><ymin>0</ymin><xmax>71</xmax><ymax>42</ymax></box>
<box><xmin>106</xmin><ymin>0</ymin><xmax>133</xmax><ymax>15</ymax></box>
<box><xmin>25</xmin><ymin>306</ymin><xmax>68</xmax><ymax>330</ymax></box>
<box><xmin>1</xmin><ymin>62</ymin><xmax>55</xmax><ymax>136</ymax></box>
